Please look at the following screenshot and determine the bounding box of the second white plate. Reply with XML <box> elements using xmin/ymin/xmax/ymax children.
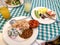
<box><xmin>31</xmin><ymin>7</ymin><xmax>57</xmax><ymax>24</ymax></box>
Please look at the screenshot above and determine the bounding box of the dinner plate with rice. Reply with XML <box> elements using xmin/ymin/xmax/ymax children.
<box><xmin>3</xmin><ymin>16</ymin><xmax>39</xmax><ymax>45</ymax></box>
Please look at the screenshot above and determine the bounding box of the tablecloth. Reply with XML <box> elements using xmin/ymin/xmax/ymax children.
<box><xmin>0</xmin><ymin>0</ymin><xmax>60</xmax><ymax>41</ymax></box>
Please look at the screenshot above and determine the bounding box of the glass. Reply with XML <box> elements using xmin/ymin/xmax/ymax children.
<box><xmin>0</xmin><ymin>0</ymin><xmax>10</xmax><ymax>19</ymax></box>
<box><xmin>24</xmin><ymin>0</ymin><xmax>32</xmax><ymax>12</ymax></box>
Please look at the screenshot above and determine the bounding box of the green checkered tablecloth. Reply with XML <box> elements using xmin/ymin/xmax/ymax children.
<box><xmin>0</xmin><ymin>0</ymin><xmax>60</xmax><ymax>41</ymax></box>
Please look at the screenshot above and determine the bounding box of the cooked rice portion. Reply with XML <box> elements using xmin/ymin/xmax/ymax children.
<box><xmin>12</xmin><ymin>20</ymin><xmax>30</xmax><ymax>30</ymax></box>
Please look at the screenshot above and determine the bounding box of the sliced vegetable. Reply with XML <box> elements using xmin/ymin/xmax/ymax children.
<box><xmin>34</xmin><ymin>10</ymin><xmax>40</xmax><ymax>18</ymax></box>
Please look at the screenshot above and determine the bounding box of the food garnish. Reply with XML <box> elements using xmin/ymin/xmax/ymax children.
<box><xmin>34</xmin><ymin>10</ymin><xmax>40</xmax><ymax>18</ymax></box>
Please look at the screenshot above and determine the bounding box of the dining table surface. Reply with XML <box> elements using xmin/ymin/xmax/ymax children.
<box><xmin>0</xmin><ymin>0</ymin><xmax>60</xmax><ymax>45</ymax></box>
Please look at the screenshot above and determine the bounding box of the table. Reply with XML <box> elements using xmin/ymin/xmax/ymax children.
<box><xmin>0</xmin><ymin>0</ymin><xmax>60</xmax><ymax>41</ymax></box>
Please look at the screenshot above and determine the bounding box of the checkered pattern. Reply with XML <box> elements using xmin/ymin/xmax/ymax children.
<box><xmin>0</xmin><ymin>0</ymin><xmax>60</xmax><ymax>41</ymax></box>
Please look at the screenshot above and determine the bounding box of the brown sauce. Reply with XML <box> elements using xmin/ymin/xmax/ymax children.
<box><xmin>19</xmin><ymin>28</ymin><xmax>33</xmax><ymax>39</ymax></box>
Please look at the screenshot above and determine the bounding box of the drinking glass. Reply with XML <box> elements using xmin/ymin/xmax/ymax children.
<box><xmin>0</xmin><ymin>0</ymin><xmax>10</xmax><ymax>19</ymax></box>
<box><xmin>24</xmin><ymin>0</ymin><xmax>32</xmax><ymax>12</ymax></box>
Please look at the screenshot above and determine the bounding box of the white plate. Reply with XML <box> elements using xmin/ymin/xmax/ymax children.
<box><xmin>31</xmin><ymin>7</ymin><xmax>57</xmax><ymax>24</ymax></box>
<box><xmin>5</xmin><ymin>0</ymin><xmax>24</xmax><ymax>7</ymax></box>
<box><xmin>3</xmin><ymin>16</ymin><xmax>38</xmax><ymax>45</ymax></box>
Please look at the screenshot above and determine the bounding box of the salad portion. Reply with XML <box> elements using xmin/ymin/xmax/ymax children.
<box><xmin>5</xmin><ymin>0</ymin><xmax>21</xmax><ymax>5</ymax></box>
<box><xmin>31</xmin><ymin>7</ymin><xmax>56</xmax><ymax>24</ymax></box>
